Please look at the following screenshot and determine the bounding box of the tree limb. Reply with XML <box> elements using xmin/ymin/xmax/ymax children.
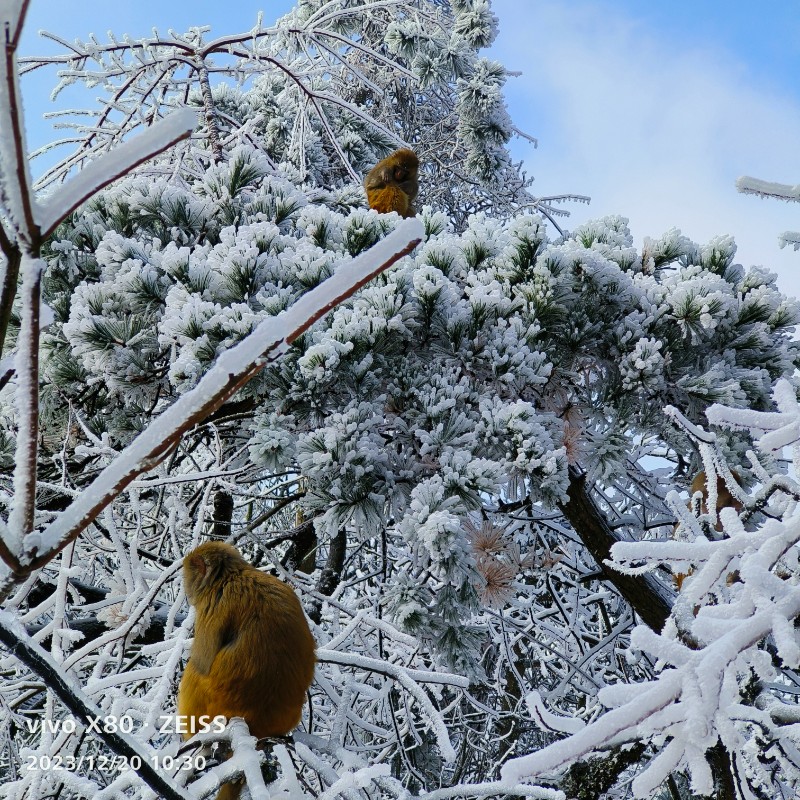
<box><xmin>559</xmin><ymin>465</ymin><xmax>674</xmax><ymax>632</ymax></box>
<box><xmin>0</xmin><ymin>219</ymin><xmax>423</xmax><ymax>584</ymax></box>
<box><xmin>0</xmin><ymin>611</ymin><xmax>190</xmax><ymax>800</ymax></box>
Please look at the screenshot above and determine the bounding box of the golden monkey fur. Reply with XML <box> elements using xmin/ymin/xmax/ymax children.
<box><xmin>178</xmin><ymin>542</ymin><xmax>315</xmax><ymax>799</ymax></box>
<box><xmin>364</xmin><ymin>148</ymin><xmax>419</xmax><ymax>217</ymax></box>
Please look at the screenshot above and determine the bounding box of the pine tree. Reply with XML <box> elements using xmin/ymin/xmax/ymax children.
<box><xmin>2</xmin><ymin>2</ymin><xmax>800</xmax><ymax>799</ymax></box>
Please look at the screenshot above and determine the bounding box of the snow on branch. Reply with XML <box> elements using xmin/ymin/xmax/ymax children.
<box><xmin>317</xmin><ymin>647</ymin><xmax>459</xmax><ymax>762</ymax></box>
<box><xmin>737</xmin><ymin>175</ymin><xmax>800</xmax><ymax>254</ymax></box>
<box><xmin>7</xmin><ymin>256</ymin><xmax>44</xmax><ymax>549</ymax></box>
<box><xmin>37</xmin><ymin>109</ymin><xmax>197</xmax><ymax>238</ymax></box>
<box><xmin>318</xmin><ymin>647</ymin><xmax>470</xmax><ymax>688</ymax></box>
<box><xmin>503</xmin><ymin>378</ymin><xmax>800</xmax><ymax>797</ymax></box>
<box><xmin>1</xmin><ymin>1</ymin><xmax>28</xmax><ymax>47</ymax></box>
<box><xmin>0</xmin><ymin>610</ymin><xmax>190</xmax><ymax>800</ymax></box>
<box><xmin>780</xmin><ymin>230</ymin><xmax>800</xmax><ymax>251</ymax></box>
<box><xmin>0</xmin><ymin>0</ymin><xmax>37</xmax><ymax>242</ymax></box>
<box><xmin>180</xmin><ymin>718</ymin><xmax>268</xmax><ymax>800</ymax></box>
<box><xmin>736</xmin><ymin>176</ymin><xmax>800</xmax><ymax>203</ymax></box>
<box><xmin>416</xmin><ymin>784</ymin><xmax>563</xmax><ymax>800</ymax></box>
<box><xmin>17</xmin><ymin>218</ymin><xmax>423</xmax><ymax>574</ymax></box>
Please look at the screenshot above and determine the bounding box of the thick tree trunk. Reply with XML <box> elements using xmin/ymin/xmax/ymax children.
<box><xmin>559</xmin><ymin>465</ymin><xmax>674</xmax><ymax>632</ymax></box>
<box><xmin>212</xmin><ymin>489</ymin><xmax>234</xmax><ymax>539</ymax></box>
<box><xmin>308</xmin><ymin>529</ymin><xmax>347</xmax><ymax>624</ymax></box>
<box><xmin>284</xmin><ymin>515</ymin><xmax>318</xmax><ymax>575</ymax></box>
<box><xmin>560</xmin><ymin>465</ymin><xmax>743</xmax><ymax>800</ymax></box>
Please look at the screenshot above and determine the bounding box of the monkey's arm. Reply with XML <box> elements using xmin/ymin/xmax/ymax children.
<box><xmin>366</xmin><ymin>186</ymin><xmax>411</xmax><ymax>217</ymax></box>
<box><xmin>189</xmin><ymin>609</ymin><xmax>235</xmax><ymax>675</ymax></box>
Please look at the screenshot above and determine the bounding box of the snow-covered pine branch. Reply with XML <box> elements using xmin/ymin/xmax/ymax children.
<box><xmin>736</xmin><ymin>175</ymin><xmax>800</xmax><ymax>255</ymax></box>
<box><xmin>37</xmin><ymin>109</ymin><xmax>198</xmax><ymax>238</ymax></box>
<box><xmin>5</xmin><ymin>2</ymin><xmax>800</xmax><ymax>799</ymax></box>
<box><xmin>20</xmin><ymin>0</ymin><xmax>569</xmax><ymax>229</ymax></box>
<box><xmin>504</xmin><ymin>377</ymin><xmax>800</xmax><ymax>798</ymax></box>
<box><xmin>14</xmin><ymin>217</ymin><xmax>423</xmax><ymax>575</ymax></box>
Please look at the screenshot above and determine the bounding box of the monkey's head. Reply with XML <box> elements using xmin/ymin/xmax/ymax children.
<box><xmin>183</xmin><ymin>541</ymin><xmax>246</xmax><ymax>604</ymax></box>
<box><xmin>364</xmin><ymin>148</ymin><xmax>419</xmax><ymax>205</ymax></box>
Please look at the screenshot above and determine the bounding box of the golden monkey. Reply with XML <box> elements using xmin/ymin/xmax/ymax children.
<box><xmin>178</xmin><ymin>542</ymin><xmax>316</xmax><ymax>799</ymax></box>
<box><xmin>674</xmin><ymin>471</ymin><xmax>743</xmax><ymax>590</ymax></box>
<box><xmin>689</xmin><ymin>470</ymin><xmax>743</xmax><ymax>525</ymax></box>
<box><xmin>364</xmin><ymin>148</ymin><xmax>419</xmax><ymax>217</ymax></box>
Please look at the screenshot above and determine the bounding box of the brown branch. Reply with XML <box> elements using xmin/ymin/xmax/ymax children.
<box><xmin>559</xmin><ymin>465</ymin><xmax>674</xmax><ymax>632</ymax></box>
<box><xmin>308</xmin><ymin>528</ymin><xmax>347</xmax><ymax>624</ymax></box>
<box><xmin>284</xmin><ymin>517</ymin><xmax>317</xmax><ymax>574</ymax></box>
<box><xmin>212</xmin><ymin>490</ymin><xmax>234</xmax><ymax>539</ymax></box>
<box><xmin>3</xmin><ymin>7</ymin><xmax>38</xmax><ymax>246</ymax></box>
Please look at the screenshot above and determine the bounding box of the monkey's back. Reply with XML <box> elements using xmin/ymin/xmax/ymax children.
<box><xmin>179</xmin><ymin>568</ymin><xmax>316</xmax><ymax>738</ymax></box>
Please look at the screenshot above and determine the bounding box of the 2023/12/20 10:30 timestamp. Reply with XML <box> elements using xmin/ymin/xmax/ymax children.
<box><xmin>23</xmin><ymin>753</ymin><xmax>207</xmax><ymax>773</ymax></box>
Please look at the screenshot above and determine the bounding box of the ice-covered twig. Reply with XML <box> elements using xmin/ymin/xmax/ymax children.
<box><xmin>0</xmin><ymin>0</ymin><xmax>37</xmax><ymax>241</ymax></box>
<box><xmin>0</xmin><ymin>611</ymin><xmax>190</xmax><ymax>800</ymax></box>
<box><xmin>663</xmin><ymin>405</ymin><xmax>716</xmax><ymax>443</ymax></box>
<box><xmin>526</xmin><ymin>690</ymin><xmax>586</xmax><ymax>734</ymax></box>
<box><xmin>736</xmin><ymin>176</ymin><xmax>800</xmax><ymax>203</ymax></box>
<box><xmin>736</xmin><ymin>176</ymin><xmax>800</xmax><ymax>256</ymax></box>
<box><xmin>316</xmin><ymin>647</ymin><xmax>460</xmax><ymax>762</ymax></box>
<box><xmin>226</xmin><ymin>718</ymin><xmax>269</xmax><ymax>800</ymax></box>
<box><xmin>780</xmin><ymin>230</ymin><xmax>800</xmax><ymax>251</ymax></box>
<box><xmin>37</xmin><ymin>109</ymin><xmax>197</xmax><ymax>237</ymax></box>
<box><xmin>317</xmin><ymin>647</ymin><xmax>470</xmax><ymax>688</ymax></box>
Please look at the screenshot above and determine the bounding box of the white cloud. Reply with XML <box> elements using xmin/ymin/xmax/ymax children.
<box><xmin>491</xmin><ymin>0</ymin><xmax>800</xmax><ymax>296</ymax></box>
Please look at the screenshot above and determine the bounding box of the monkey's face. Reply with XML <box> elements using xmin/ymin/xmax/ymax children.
<box><xmin>364</xmin><ymin>148</ymin><xmax>419</xmax><ymax>204</ymax></box>
<box><xmin>388</xmin><ymin>164</ymin><xmax>417</xmax><ymax>200</ymax></box>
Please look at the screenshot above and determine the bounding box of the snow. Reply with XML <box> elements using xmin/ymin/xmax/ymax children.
<box><xmin>7</xmin><ymin>2</ymin><xmax>800</xmax><ymax>793</ymax></box>
<box><xmin>504</xmin><ymin>375</ymin><xmax>800</xmax><ymax>794</ymax></box>
<box><xmin>31</xmin><ymin>217</ymin><xmax>422</xmax><ymax>562</ymax></box>
<box><xmin>500</xmin><ymin>670</ymin><xmax>683</xmax><ymax>784</ymax></box>
<box><xmin>736</xmin><ymin>176</ymin><xmax>800</xmax><ymax>203</ymax></box>
<box><xmin>7</xmin><ymin>256</ymin><xmax>45</xmax><ymax>549</ymax></box>
<box><xmin>525</xmin><ymin>690</ymin><xmax>586</xmax><ymax>734</ymax></box>
<box><xmin>37</xmin><ymin>109</ymin><xmax>198</xmax><ymax>238</ymax></box>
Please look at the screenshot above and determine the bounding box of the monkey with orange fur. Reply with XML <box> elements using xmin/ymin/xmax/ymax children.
<box><xmin>674</xmin><ymin>470</ymin><xmax>744</xmax><ymax>590</ymax></box>
<box><xmin>689</xmin><ymin>470</ymin><xmax>743</xmax><ymax>527</ymax></box>
<box><xmin>178</xmin><ymin>542</ymin><xmax>316</xmax><ymax>800</ymax></box>
<box><xmin>364</xmin><ymin>148</ymin><xmax>419</xmax><ymax>217</ymax></box>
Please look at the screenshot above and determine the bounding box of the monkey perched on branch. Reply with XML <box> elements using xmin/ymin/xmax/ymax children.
<box><xmin>178</xmin><ymin>542</ymin><xmax>316</xmax><ymax>799</ymax></box>
<box><xmin>364</xmin><ymin>148</ymin><xmax>419</xmax><ymax>217</ymax></box>
<box><xmin>674</xmin><ymin>470</ymin><xmax>744</xmax><ymax>590</ymax></box>
<box><xmin>689</xmin><ymin>470</ymin><xmax>743</xmax><ymax>527</ymax></box>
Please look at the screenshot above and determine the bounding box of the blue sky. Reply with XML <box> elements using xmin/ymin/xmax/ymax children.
<box><xmin>17</xmin><ymin>1</ymin><xmax>800</xmax><ymax>295</ymax></box>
